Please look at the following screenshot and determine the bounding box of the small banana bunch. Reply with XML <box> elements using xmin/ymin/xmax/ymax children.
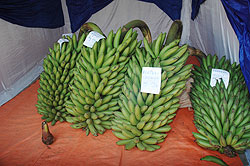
<box><xmin>111</xmin><ymin>33</ymin><xmax>192</xmax><ymax>151</ymax></box>
<box><xmin>36</xmin><ymin>33</ymin><xmax>86</xmax><ymax>125</ymax></box>
<box><xmin>64</xmin><ymin>28</ymin><xmax>142</xmax><ymax>136</ymax></box>
<box><xmin>190</xmin><ymin>54</ymin><xmax>250</xmax><ymax>157</ymax></box>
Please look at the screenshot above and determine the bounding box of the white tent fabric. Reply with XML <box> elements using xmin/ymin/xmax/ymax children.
<box><xmin>0</xmin><ymin>0</ymin><xmax>239</xmax><ymax>105</ymax></box>
<box><xmin>0</xmin><ymin>22</ymin><xmax>63</xmax><ymax>105</ymax></box>
<box><xmin>0</xmin><ymin>1</ymin><xmax>70</xmax><ymax>106</ymax></box>
<box><xmin>188</xmin><ymin>0</ymin><xmax>239</xmax><ymax>64</ymax></box>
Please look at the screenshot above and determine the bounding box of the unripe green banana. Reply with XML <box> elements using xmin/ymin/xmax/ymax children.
<box><xmin>191</xmin><ymin>53</ymin><xmax>250</xmax><ymax>157</ymax></box>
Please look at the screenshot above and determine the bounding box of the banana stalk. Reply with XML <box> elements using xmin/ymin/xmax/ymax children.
<box><xmin>42</xmin><ymin>121</ymin><xmax>54</xmax><ymax>145</ymax></box>
<box><xmin>78</xmin><ymin>22</ymin><xmax>105</xmax><ymax>38</ymax></box>
<box><xmin>121</xmin><ymin>19</ymin><xmax>152</xmax><ymax>43</ymax></box>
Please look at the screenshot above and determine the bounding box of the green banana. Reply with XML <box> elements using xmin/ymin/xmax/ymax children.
<box><xmin>191</xmin><ymin>53</ymin><xmax>250</xmax><ymax>157</ymax></box>
<box><xmin>200</xmin><ymin>155</ymin><xmax>228</xmax><ymax>166</ymax></box>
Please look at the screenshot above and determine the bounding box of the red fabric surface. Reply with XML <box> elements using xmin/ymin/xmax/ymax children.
<box><xmin>186</xmin><ymin>55</ymin><xmax>200</xmax><ymax>66</ymax></box>
<box><xmin>0</xmin><ymin>55</ymin><xmax>243</xmax><ymax>166</ymax></box>
<box><xmin>0</xmin><ymin>80</ymin><xmax>243</xmax><ymax>166</ymax></box>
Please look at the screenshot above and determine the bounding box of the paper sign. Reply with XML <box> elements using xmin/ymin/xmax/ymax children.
<box><xmin>83</xmin><ymin>31</ymin><xmax>105</xmax><ymax>48</ymax></box>
<box><xmin>57</xmin><ymin>38</ymin><xmax>69</xmax><ymax>50</ymax></box>
<box><xmin>62</xmin><ymin>33</ymin><xmax>73</xmax><ymax>38</ymax></box>
<box><xmin>210</xmin><ymin>69</ymin><xmax>230</xmax><ymax>89</ymax></box>
<box><xmin>141</xmin><ymin>67</ymin><xmax>162</xmax><ymax>94</ymax></box>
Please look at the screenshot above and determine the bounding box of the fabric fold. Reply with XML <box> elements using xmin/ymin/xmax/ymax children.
<box><xmin>66</xmin><ymin>0</ymin><xmax>113</xmax><ymax>32</ymax></box>
<box><xmin>0</xmin><ymin>0</ymin><xmax>64</xmax><ymax>28</ymax></box>
<box><xmin>191</xmin><ymin>0</ymin><xmax>206</xmax><ymax>20</ymax></box>
<box><xmin>138</xmin><ymin>0</ymin><xmax>182</xmax><ymax>21</ymax></box>
<box><xmin>221</xmin><ymin>0</ymin><xmax>250</xmax><ymax>94</ymax></box>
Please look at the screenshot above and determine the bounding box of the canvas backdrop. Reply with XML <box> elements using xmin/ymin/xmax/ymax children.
<box><xmin>0</xmin><ymin>0</ymin><xmax>238</xmax><ymax>106</ymax></box>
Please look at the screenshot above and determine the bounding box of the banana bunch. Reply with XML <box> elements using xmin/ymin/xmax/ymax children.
<box><xmin>190</xmin><ymin>54</ymin><xmax>250</xmax><ymax>157</ymax></box>
<box><xmin>111</xmin><ymin>34</ymin><xmax>192</xmax><ymax>151</ymax></box>
<box><xmin>36</xmin><ymin>33</ymin><xmax>87</xmax><ymax>125</ymax></box>
<box><xmin>64</xmin><ymin>28</ymin><xmax>142</xmax><ymax>136</ymax></box>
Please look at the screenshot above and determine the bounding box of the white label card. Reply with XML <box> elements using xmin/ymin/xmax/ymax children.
<box><xmin>141</xmin><ymin>67</ymin><xmax>162</xmax><ymax>94</ymax></box>
<box><xmin>83</xmin><ymin>31</ymin><xmax>105</xmax><ymax>48</ymax></box>
<box><xmin>57</xmin><ymin>38</ymin><xmax>69</xmax><ymax>50</ymax></box>
<box><xmin>210</xmin><ymin>69</ymin><xmax>230</xmax><ymax>89</ymax></box>
<box><xmin>62</xmin><ymin>33</ymin><xmax>73</xmax><ymax>38</ymax></box>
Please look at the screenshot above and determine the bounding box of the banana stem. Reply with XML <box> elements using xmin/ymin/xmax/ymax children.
<box><xmin>122</xmin><ymin>20</ymin><xmax>152</xmax><ymax>44</ymax></box>
<box><xmin>42</xmin><ymin>121</ymin><xmax>54</xmax><ymax>145</ymax></box>
<box><xmin>79</xmin><ymin>22</ymin><xmax>105</xmax><ymax>38</ymax></box>
<box><xmin>42</xmin><ymin>121</ymin><xmax>49</xmax><ymax>133</ymax></box>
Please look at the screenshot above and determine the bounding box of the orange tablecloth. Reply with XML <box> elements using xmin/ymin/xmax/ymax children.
<box><xmin>0</xmin><ymin>56</ymin><xmax>243</xmax><ymax>166</ymax></box>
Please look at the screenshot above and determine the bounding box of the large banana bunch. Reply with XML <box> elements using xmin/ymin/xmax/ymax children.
<box><xmin>36</xmin><ymin>33</ymin><xmax>87</xmax><ymax>125</ymax></box>
<box><xmin>111</xmin><ymin>34</ymin><xmax>192</xmax><ymax>151</ymax></box>
<box><xmin>64</xmin><ymin>28</ymin><xmax>142</xmax><ymax>136</ymax></box>
<box><xmin>190</xmin><ymin>54</ymin><xmax>250</xmax><ymax>157</ymax></box>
